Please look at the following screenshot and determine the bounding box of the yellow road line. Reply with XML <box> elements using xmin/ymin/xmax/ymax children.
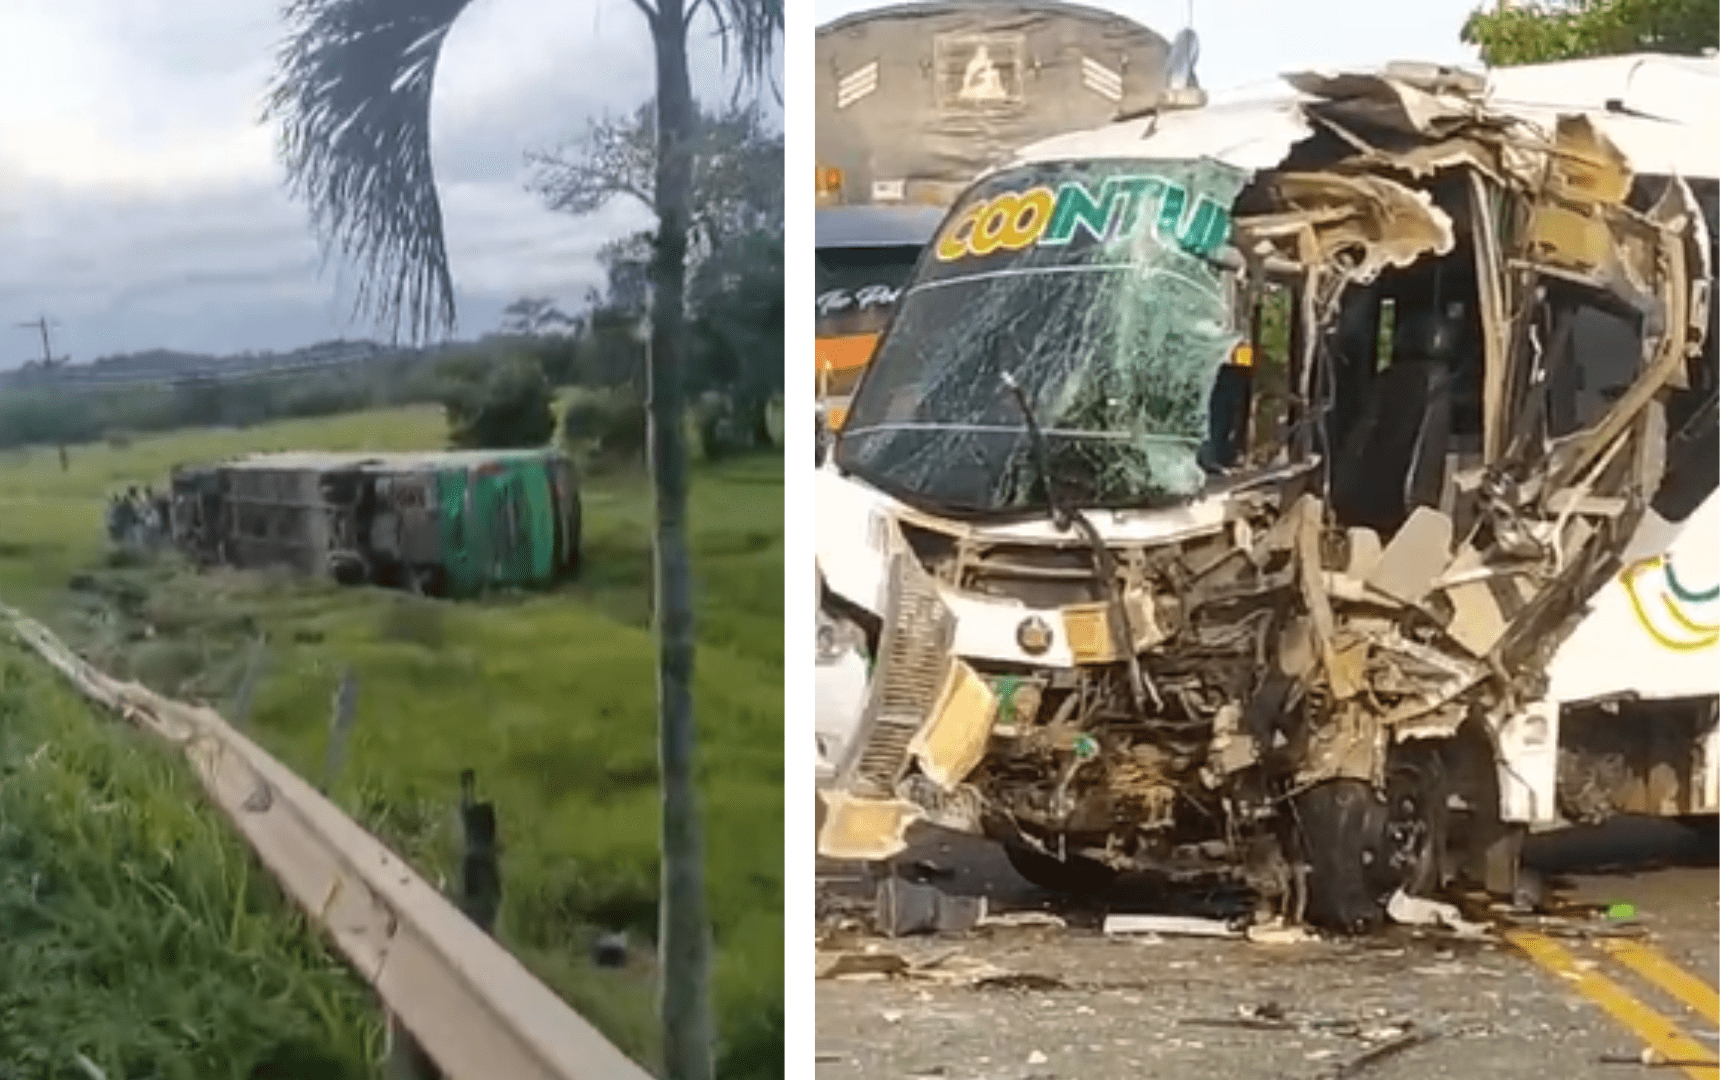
<box><xmin>1506</xmin><ymin>930</ymin><xmax>1719</xmax><ymax>1080</ymax></box>
<box><xmin>1599</xmin><ymin>938</ymin><xmax>1720</xmax><ymax>1027</ymax></box>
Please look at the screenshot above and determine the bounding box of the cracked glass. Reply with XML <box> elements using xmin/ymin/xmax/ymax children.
<box><xmin>837</xmin><ymin>157</ymin><xmax>1251</xmax><ymax>515</ymax></box>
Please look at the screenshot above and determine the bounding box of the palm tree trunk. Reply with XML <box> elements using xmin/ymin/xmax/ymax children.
<box><xmin>649</xmin><ymin>3</ymin><xmax>714</xmax><ymax>1079</ymax></box>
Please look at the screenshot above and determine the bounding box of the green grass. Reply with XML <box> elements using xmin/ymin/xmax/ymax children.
<box><xmin>0</xmin><ymin>404</ymin><xmax>784</xmax><ymax>1077</ymax></box>
<box><xmin>0</xmin><ymin>655</ymin><xmax>380</xmax><ymax>1080</ymax></box>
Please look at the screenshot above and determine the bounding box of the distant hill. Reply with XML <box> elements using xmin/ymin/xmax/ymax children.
<box><xmin>0</xmin><ymin>338</ymin><xmax>462</xmax><ymax>392</ymax></box>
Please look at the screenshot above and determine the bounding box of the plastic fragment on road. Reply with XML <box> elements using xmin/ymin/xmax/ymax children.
<box><xmin>1386</xmin><ymin>889</ymin><xmax>1492</xmax><ymax>938</ymax></box>
<box><xmin>1102</xmin><ymin>913</ymin><xmax>1241</xmax><ymax>938</ymax></box>
<box><xmin>1598</xmin><ymin>1047</ymin><xmax>1720</xmax><ymax>1067</ymax></box>
<box><xmin>1246</xmin><ymin>918</ymin><xmax>1318</xmax><ymax>944</ymax></box>
<box><xmin>976</xmin><ymin>910</ymin><xmax>1068</xmax><ymax>929</ymax></box>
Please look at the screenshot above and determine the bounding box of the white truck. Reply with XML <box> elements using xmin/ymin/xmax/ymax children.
<box><xmin>816</xmin><ymin>47</ymin><xmax>1718</xmax><ymax>930</ymax></box>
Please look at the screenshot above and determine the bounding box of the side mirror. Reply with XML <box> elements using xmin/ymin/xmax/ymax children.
<box><xmin>1167</xmin><ymin>28</ymin><xmax>1201</xmax><ymax>91</ymax></box>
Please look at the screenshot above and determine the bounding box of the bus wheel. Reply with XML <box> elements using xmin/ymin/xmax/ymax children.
<box><xmin>1003</xmin><ymin>842</ymin><xmax>1120</xmax><ymax>897</ymax></box>
<box><xmin>1297</xmin><ymin>746</ymin><xmax>1449</xmax><ymax>932</ymax></box>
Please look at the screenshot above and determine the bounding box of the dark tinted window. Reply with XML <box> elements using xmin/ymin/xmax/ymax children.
<box><xmin>816</xmin><ymin>245</ymin><xmax>924</xmax><ymax>338</ymax></box>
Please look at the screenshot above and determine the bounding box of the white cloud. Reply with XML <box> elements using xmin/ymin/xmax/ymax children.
<box><xmin>0</xmin><ymin>0</ymin><xmax>777</xmax><ymax>366</ymax></box>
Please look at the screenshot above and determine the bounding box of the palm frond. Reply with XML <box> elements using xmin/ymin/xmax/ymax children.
<box><xmin>698</xmin><ymin>0</ymin><xmax>783</xmax><ymax>101</ymax></box>
<box><xmin>263</xmin><ymin>0</ymin><xmax>475</xmax><ymax>345</ymax></box>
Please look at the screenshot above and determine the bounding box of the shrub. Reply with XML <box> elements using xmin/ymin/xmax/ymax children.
<box><xmin>561</xmin><ymin>391</ymin><xmax>648</xmax><ymax>468</ymax></box>
<box><xmin>441</xmin><ymin>355</ymin><xmax>557</xmax><ymax>449</ymax></box>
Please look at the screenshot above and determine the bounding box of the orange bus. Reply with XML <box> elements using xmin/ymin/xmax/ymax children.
<box><xmin>814</xmin><ymin>197</ymin><xmax>944</xmax><ymax>434</ymax></box>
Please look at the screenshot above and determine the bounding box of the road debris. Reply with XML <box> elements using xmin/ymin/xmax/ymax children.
<box><xmin>976</xmin><ymin>910</ymin><xmax>1067</xmax><ymax>929</ymax></box>
<box><xmin>815</xmin><ymin>946</ymin><xmax>1070</xmax><ymax>990</ymax></box>
<box><xmin>1597</xmin><ymin>1049</ymin><xmax>1720</xmax><ymax>1068</ymax></box>
<box><xmin>816</xmin><ymin>948</ymin><xmax>912</xmax><ymax>981</ymax></box>
<box><xmin>1183</xmin><ymin>1004</ymin><xmax>1424</xmax><ymax>1045</ymax></box>
<box><xmin>1325</xmin><ymin>1026</ymin><xmax>1439</xmax><ymax>1078</ymax></box>
<box><xmin>1247</xmin><ymin>918</ymin><xmax>1319</xmax><ymax>944</ymax></box>
<box><xmin>1102</xmin><ymin>913</ymin><xmax>1241</xmax><ymax>938</ymax></box>
<box><xmin>1385</xmin><ymin>889</ymin><xmax>1491</xmax><ymax>938</ymax></box>
<box><xmin>1508</xmin><ymin>910</ymin><xmax>1650</xmax><ymax>938</ymax></box>
<box><xmin>875</xmin><ymin>876</ymin><xmax>986</xmax><ymax>936</ymax></box>
<box><xmin>1182</xmin><ymin>1015</ymin><xmax>1297</xmax><ymax>1032</ymax></box>
<box><xmin>1410</xmin><ymin>960</ymin><xmax>1504</xmax><ymax>978</ymax></box>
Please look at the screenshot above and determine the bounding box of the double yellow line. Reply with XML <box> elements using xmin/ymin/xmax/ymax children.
<box><xmin>1508</xmin><ymin>930</ymin><xmax>1719</xmax><ymax>1079</ymax></box>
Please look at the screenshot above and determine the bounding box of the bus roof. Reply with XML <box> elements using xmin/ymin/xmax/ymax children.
<box><xmin>1006</xmin><ymin>53</ymin><xmax>1720</xmax><ymax>181</ymax></box>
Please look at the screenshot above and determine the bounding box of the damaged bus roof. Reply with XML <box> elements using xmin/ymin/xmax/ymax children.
<box><xmin>1006</xmin><ymin>53</ymin><xmax>1720</xmax><ymax>180</ymax></box>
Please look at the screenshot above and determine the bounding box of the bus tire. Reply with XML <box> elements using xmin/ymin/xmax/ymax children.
<box><xmin>1297</xmin><ymin>747</ymin><xmax>1448</xmax><ymax>932</ymax></box>
<box><xmin>1003</xmin><ymin>842</ymin><xmax>1119</xmax><ymax>896</ymax></box>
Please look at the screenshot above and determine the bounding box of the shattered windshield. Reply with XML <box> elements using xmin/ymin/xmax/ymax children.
<box><xmin>835</xmin><ymin>158</ymin><xmax>1249</xmax><ymax>515</ymax></box>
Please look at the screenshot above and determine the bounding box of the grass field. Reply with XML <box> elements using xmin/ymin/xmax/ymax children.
<box><xmin>0</xmin><ymin>655</ymin><xmax>379</xmax><ymax>1079</ymax></box>
<box><xmin>0</xmin><ymin>403</ymin><xmax>784</xmax><ymax>1077</ymax></box>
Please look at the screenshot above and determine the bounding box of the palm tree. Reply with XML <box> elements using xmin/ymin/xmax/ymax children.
<box><xmin>263</xmin><ymin>3</ymin><xmax>781</xmax><ymax>1079</ymax></box>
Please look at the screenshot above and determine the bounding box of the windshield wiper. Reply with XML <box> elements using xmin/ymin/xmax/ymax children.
<box><xmin>1000</xmin><ymin>372</ymin><xmax>1162</xmax><ymax>715</ymax></box>
<box><xmin>1001</xmin><ymin>371</ymin><xmax>1072</xmax><ymax>529</ymax></box>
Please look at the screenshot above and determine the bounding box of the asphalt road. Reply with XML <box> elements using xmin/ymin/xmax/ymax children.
<box><xmin>816</xmin><ymin>818</ymin><xmax>1719</xmax><ymax>1080</ymax></box>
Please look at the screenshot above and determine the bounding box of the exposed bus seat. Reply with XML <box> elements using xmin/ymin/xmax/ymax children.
<box><xmin>1329</xmin><ymin>359</ymin><xmax>1454</xmax><ymax>536</ymax></box>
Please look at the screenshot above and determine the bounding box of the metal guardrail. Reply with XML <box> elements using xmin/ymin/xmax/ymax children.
<box><xmin>1</xmin><ymin>604</ymin><xmax>654</xmax><ymax>1080</ymax></box>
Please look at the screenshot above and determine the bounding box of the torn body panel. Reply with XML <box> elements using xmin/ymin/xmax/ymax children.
<box><xmin>817</xmin><ymin>58</ymin><xmax>1719</xmax><ymax>921</ymax></box>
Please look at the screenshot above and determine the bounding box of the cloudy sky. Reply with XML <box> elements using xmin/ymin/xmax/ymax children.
<box><xmin>0</xmin><ymin>0</ymin><xmax>775</xmax><ymax>367</ymax></box>
<box><xmin>815</xmin><ymin>0</ymin><xmax>1487</xmax><ymax>98</ymax></box>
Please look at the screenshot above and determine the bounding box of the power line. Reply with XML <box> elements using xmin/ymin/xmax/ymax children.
<box><xmin>12</xmin><ymin>315</ymin><xmax>65</xmax><ymax>368</ymax></box>
<box><xmin>0</xmin><ymin>343</ymin><xmax>409</xmax><ymax>395</ymax></box>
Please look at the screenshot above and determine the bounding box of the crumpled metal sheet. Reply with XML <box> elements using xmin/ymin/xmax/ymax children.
<box><xmin>1250</xmin><ymin>172</ymin><xmax>1457</xmax><ymax>284</ymax></box>
<box><xmin>1285</xmin><ymin>69</ymin><xmax>1488</xmax><ymax>139</ymax></box>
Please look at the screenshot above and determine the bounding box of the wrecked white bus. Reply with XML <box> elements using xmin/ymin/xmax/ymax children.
<box><xmin>815</xmin><ymin>52</ymin><xmax>1718</xmax><ymax>930</ymax></box>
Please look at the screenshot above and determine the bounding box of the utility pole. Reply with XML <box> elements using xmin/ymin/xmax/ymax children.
<box><xmin>13</xmin><ymin>315</ymin><xmax>63</xmax><ymax>367</ymax></box>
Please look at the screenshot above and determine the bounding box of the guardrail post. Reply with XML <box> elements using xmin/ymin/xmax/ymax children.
<box><xmin>319</xmin><ymin>665</ymin><xmax>444</xmax><ymax>1080</ymax></box>
<box><xmin>384</xmin><ymin>1017</ymin><xmax>441</xmax><ymax>1080</ymax></box>
<box><xmin>383</xmin><ymin>770</ymin><xmax>499</xmax><ymax>1078</ymax></box>
<box><xmin>458</xmin><ymin>769</ymin><xmax>501</xmax><ymax>935</ymax></box>
<box><xmin>230</xmin><ymin>634</ymin><xmax>268</xmax><ymax>729</ymax></box>
<box><xmin>320</xmin><ymin>668</ymin><xmax>359</xmax><ymax>793</ymax></box>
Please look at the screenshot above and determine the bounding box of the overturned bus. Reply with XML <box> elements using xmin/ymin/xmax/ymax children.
<box><xmin>815</xmin><ymin>51</ymin><xmax>1718</xmax><ymax>930</ymax></box>
<box><xmin>170</xmin><ymin>448</ymin><xmax>581</xmax><ymax>598</ymax></box>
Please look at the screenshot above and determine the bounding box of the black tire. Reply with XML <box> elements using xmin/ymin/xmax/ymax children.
<box><xmin>329</xmin><ymin>553</ymin><xmax>369</xmax><ymax>587</ymax></box>
<box><xmin>1296</xmin><ymin>746</ymin><xmax>1449</xmax><ymax>932</ymax></box>
<box><xmin>1003</xmin><ymin>842</ymin><xmax>1120</xmax><ymax>896</ymax></box>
